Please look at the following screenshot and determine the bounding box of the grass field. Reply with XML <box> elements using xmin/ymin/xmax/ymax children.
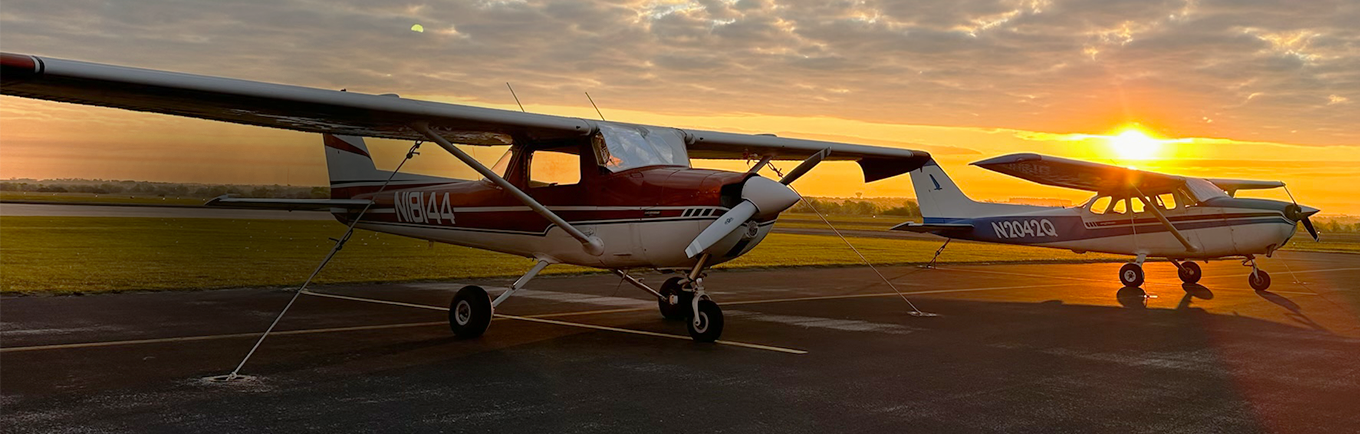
<box><xmin>1</xmin><ymin>216</ymin><xmax>1135</xmax><ymax>294</ymax></box>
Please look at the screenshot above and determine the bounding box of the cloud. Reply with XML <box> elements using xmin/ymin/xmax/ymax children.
<box><xmin>0</xmin><ymin>0</ymin><xmax>1356</xmax><ymax>147</ymax></box>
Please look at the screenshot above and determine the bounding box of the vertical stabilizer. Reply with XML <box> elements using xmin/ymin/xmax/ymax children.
<box><xmin>909</xmin><ymin>158</ymin><xmax>1059</xmax><ymax>221</ymax></box>
<box><xmin>321</xmin><ymin>133</ymin><xmax>463</xmax><ymax>198</ymax></box>
<box><xmin>323</xmin><ymin>134</ymin><xmax>381</xmax><ymax>185</ymax></box>
<box><xmin>910</xmin><ymin>158</ymin><xmax>980</xmax><ymax>222</ymax></box>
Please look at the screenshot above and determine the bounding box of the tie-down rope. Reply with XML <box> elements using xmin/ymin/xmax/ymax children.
<box><xmin>219</xmin><ymin>140</ymin><xmax>424</xmax><ymax>380</ymax></box>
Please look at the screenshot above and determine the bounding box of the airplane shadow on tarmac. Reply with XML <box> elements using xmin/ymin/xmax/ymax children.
<box><xmin>1255</xmin><ymin>288</ymin><xmax>1330</xmax><ymax>332</ymax></box>
<box><xmin>1113</xmin><ymin>282</ymin><xmax>1329</xmax><ymax>332</ymax></box>
<box><xmin>1114</xmin><ymin>284</ymin><xmax>1218</xmax><ymax>311</ymax></box>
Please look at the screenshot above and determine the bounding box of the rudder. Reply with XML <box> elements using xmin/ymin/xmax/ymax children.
<box><xmin>910</xmin><ymin>158</ymin><xmax>979</xmax><ymax>222</ymax></box>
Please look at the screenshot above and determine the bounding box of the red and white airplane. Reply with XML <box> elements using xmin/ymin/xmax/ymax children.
<box><xmin>1</xmin><ymin>52</ymin><xmax>930</xmax><ymax>342</ymax></box>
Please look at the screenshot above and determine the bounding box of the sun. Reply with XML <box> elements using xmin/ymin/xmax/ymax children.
<box><xmin>1107</xmin><ymin>128</ymin><xmax>1163</xmax><ymax>160</ymax></box>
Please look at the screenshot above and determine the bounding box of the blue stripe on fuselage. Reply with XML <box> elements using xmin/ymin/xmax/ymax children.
<box><xmin>930</xmin><ymin>214</ymin><xmax>1290</xmax><ymax>244</ymax></box>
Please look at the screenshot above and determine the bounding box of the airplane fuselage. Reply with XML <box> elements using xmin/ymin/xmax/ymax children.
<box><xmin>928</xmin><ymin>198</ymin><xmax>1300</xmax><ymax>260</ymax></box>
<box><xmin>333</xmin><ymin>166</ymin><xmax>773</xmax><ymax>269</ymax></box>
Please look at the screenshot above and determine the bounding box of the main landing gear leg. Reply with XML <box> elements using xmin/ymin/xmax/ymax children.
<box><xmin>1119</xmin><ymin>254</ymin><xmax>1147</xmax><ymax>287</ymax></box>
<box><xmin>924</xmin><ymin>239</ymin><xmax>951</xmax><ymax>269</ymax></box>
<box><xmin>1243</xmin><ymin>255</ymin><xmax>1272</xmax><ymax>291</ymax></box>
<box><xmin>449</xmin><ymin>259</ymin><xmax>550</xmax><ymax>339</ymax></box>
<box><xmin>614</xmin><ymin>270</ymin><xmax>689</xmax><ymax>321</ymax></box>
<box><xmin>1172</xmin><ymin>259</ymin><xmax>1202</xmax><ymax>284</ymax></box>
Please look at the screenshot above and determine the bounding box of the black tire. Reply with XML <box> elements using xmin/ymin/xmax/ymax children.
<box><xmin>686</xmin><ymin>299</ymin><xmax>724</xmax><ymax>343</ymax></box>
<box><xmin>1177</xmin><ymin>261</ymin><xmax>1202</xmax><ymax>284</ymax></box>
<box><xmin>449</xmin><ymin>285</ymin><xmax>492</xmax><ymax>338</ymax></box>
<box><xmin>1249</xmin><ymin>270</ymin><xmax>1272</xmax><ymax>292</ymax></box>
<box><xmin>1119</xmin><ymin>263</ymin><xmax>1145</xmax><ymax>287</ymax></box>
<box><xmin>658</xmin><ymin>277</ymin><xmax>691</xmax><ymax>321</ymax></box>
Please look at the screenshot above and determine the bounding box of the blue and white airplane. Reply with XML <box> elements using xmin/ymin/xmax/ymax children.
<box><xmin>894</xmin><ymin>153</ymin><xmax>1320</xmax><ymax>291</ymax></box>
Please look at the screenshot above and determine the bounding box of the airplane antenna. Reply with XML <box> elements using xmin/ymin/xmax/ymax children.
<box><xmin>506</xmin><ymin>82</ymin><xmax>526</xmax><ymax>112</ymax></box>
<box><xmin>585</xmin><ymin>92</ymin><xmax>606</xmax><ymax>121</ymax></box>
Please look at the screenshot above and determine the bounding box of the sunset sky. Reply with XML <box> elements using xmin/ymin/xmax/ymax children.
<box><xmin>1</xmin><ymin>0</ymin><xmax>1357</xmax><ymax>214</ymax></box>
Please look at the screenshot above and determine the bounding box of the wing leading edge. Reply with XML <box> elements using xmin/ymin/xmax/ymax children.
<box><xmin>2</xmin><ymin>52</ymin><xmax>929</xmax><ymax>182</ymax></box>
<box><xmin>970</xmin><ymin>153</ymin><xmax>1283</xmax><ymax>196</ymax></box>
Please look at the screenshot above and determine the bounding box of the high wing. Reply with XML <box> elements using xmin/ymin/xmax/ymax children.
<box><xmin>682</xmin><ymin>130</ymin><xmax>928</xmax><ymax>182</ymax></box>
<box><xmin>969</xmin><ymin>153</ymin><xmax>1188</xmax><ymax>194</ymax></box>
<box><xmin>1</xmin><ymin>52</ymin><xmax>928</xmax><ymax>182</ymax></box>
<box><xmin>1204</xmin><ymin>178</ymin><xmax>1284</xmax><ymax>196</ymax></box>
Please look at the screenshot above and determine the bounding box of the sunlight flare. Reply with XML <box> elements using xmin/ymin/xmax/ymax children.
<box><xmin>1107</xmin><ymin>128</ymin><xmax>1163</xmax><ymax>160</ymax></box>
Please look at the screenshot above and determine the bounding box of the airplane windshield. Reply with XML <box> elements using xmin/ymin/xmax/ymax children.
<box><xmin>593</xmin><ymin>123</ymin><xmax>690</xmax><ymax>172</ymax></box>
<box><xmin>1183</xmin><ymin>178</ymin><xmax>1229</xmax><ymax>202</ymax></box>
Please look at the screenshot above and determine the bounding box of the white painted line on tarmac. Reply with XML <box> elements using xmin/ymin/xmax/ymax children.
<box><xmin>494</xmin><ymin>314</ymin><xmax>807</xmax><ymax>355</ymax></box>
<box><xmin>725</xmin><ymin>310</ymin><xmax>917</xmax><ymax>335</ymax></box>
<box><xmin>306</xmin><ymin>291</ymin><xmax>807</xmax><ymax>354</ymax></box>
<box><xmin>300</xmin><ymin>290</ymin><xmax>448</xmax><ymax>311</ymax></box>
<box><xmin>0</xmin><ymin>321</ymin><xmax>447</xmax><ymax>353</ymax></box>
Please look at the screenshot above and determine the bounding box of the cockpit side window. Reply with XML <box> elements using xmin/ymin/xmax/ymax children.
<box><xmin>1155</xmin><ymin>193</ymin><xmax>1177</xmax><ymax>210</ymax></box>
<box><xmin>1088</xmin><ymin>196</ymin><xmax>1112</xmax><ymax>215</ymax></box>
<box><xmin>593</xmin><ymin>123</ymin><xmax>690</xmax><ymax>172</ymax></box>
<box><xmin>528</xmin><ymin>147</ymin><xmax>582</xmax><ymax>187</ymax></box>
<box><xmin>1175</xmin><ymin>187</ymin><xmax>1200</xmax><ymax>208</ymax></box>
<box><xmin>1111</xmin><ymin>197</ymin><xmax>1128</xmax><ymax>214</ymax></box>
<box><xmin>1130</xmin><ymin>196</ymin><xmax>1147</xmax><ymax>213</ymax></box>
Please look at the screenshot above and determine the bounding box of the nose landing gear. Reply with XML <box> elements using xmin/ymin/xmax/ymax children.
<box><xmin>615</xmin><ymin>267</ymin><xmax>725</xmax><ymax>343</ymax></box>
<box><xmin>1244</xmin><ymin>256</ymin><xmax>1272</xmax><ymax>291</ymax></box>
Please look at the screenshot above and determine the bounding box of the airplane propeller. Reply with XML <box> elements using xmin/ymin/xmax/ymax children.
<box><xmin>1285</xmin><ymin>203</ymin><xmax>1321</xmax><ymax>241</ymax></box>
<box><xmin>684</xmin><ymin>150</ymin><xmax>828</xmax><ymax>258</ymax></box>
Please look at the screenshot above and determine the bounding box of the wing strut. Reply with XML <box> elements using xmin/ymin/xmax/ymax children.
<box><xmin>1133</xmin><ymin>186</ymin><xmax>1199</xmax><ymax>253</ymax></box>
<box><xmin>411</xmin><ymin>122</ymin><xmax>605</xmax><ymax>256</ymax></box>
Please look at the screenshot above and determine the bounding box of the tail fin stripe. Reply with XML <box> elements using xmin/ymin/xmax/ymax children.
<box><xmin>324</xmin><ymin>134</ymin><xmax>371</xmax><ymax>158</ymax></box>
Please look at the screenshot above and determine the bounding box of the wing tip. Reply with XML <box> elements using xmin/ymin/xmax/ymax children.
<box><xmin>1</xmin><ymin>52</ymin><xmax>41</xmax><ymax>83</ymax></box>
<box><xmin>857</xmin><ymin>151</ymin><xmax>933</xmax><ymax>183</ymax></box>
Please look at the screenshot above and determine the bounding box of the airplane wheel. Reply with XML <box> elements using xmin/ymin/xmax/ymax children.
<box><xmin>1249</xmin><ymin>270</ymin><xmax>1272</xmax><ymax>292</ymax></box>
<box><xmin>686</xmin><ymin>300</ymin><xmax>724</xmax><ymax>343</ymax></box>
<box><xmin>1119</xmin><ymin>263</ymin><xmax>1145</xmax><ymax>287</ymax></box>
<box><xmin>449</xmin><ymin>285</ymin><xmax>492</xmax><ymax>338</ymax></box>
<box><xmin>658</xmin><ymin>277</ymin><xmax>691</xmax><ymax>321</ymax></box>
<box><xmin>1177</xmin><ymin>262</ymin><xmax>1202</xmax><ymax>284</ymax></box>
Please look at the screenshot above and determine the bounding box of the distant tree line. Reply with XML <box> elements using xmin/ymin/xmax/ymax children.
<box><xmin>1</xmin><ymin>179</ymin><xmax>328</xmax><ymax>199</ymax></box>
<box><xmin>1314</xmin><ymin>219</ymin><xmax>1360</xmax><ymax>234</ymax></box>
<box><xmin>790</xmin><ymin>198</ymin><xmax>921</xmax><ymax>217</ymax></box>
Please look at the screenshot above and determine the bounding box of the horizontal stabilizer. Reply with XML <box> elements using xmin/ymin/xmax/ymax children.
<box><xmin>205</xmin><ymin>196</ymin><xmax>371</xmax><ymax>211</ymax></box>
<box><xmin>889</xmin><ymin>222</ymin><xmax>973</xmax><ymax>233</ymax></box>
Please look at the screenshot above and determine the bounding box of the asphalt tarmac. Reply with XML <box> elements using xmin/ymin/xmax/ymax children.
<box><xmin>3</xmin><ymin>251</ymin><xmax>1358</xmax><ymax>433</ymax></box>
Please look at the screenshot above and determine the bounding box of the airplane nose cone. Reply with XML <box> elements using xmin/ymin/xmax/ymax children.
<box><xmin>741</xmin><ymin>175</ymin><xmax>801</xmax><ymax>219</ymax></box>
<box><xmin>1300</xmin><ymin>205</ymin><xmax>1320</xmax><ymax>218</ymax></box>
<box><xmin>1283</xmin><ymin>203</ymin><xmax>1321</xmax><ymax>221</ymax></box>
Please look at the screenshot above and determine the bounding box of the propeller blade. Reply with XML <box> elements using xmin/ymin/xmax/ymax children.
<box><xmin>779</xmin><ymin>148</ymin><xmax>830</xmax><ymax>185</ymax></box>
<box><xmin>1302</xmin><ymin>217</ymin><xmax>1320</xmax><ymax>241</ymax></box>
<box><xmin>685</xmin><ymin>200</ymin><xmax>758</xmax><ymax>258</ymax></box>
